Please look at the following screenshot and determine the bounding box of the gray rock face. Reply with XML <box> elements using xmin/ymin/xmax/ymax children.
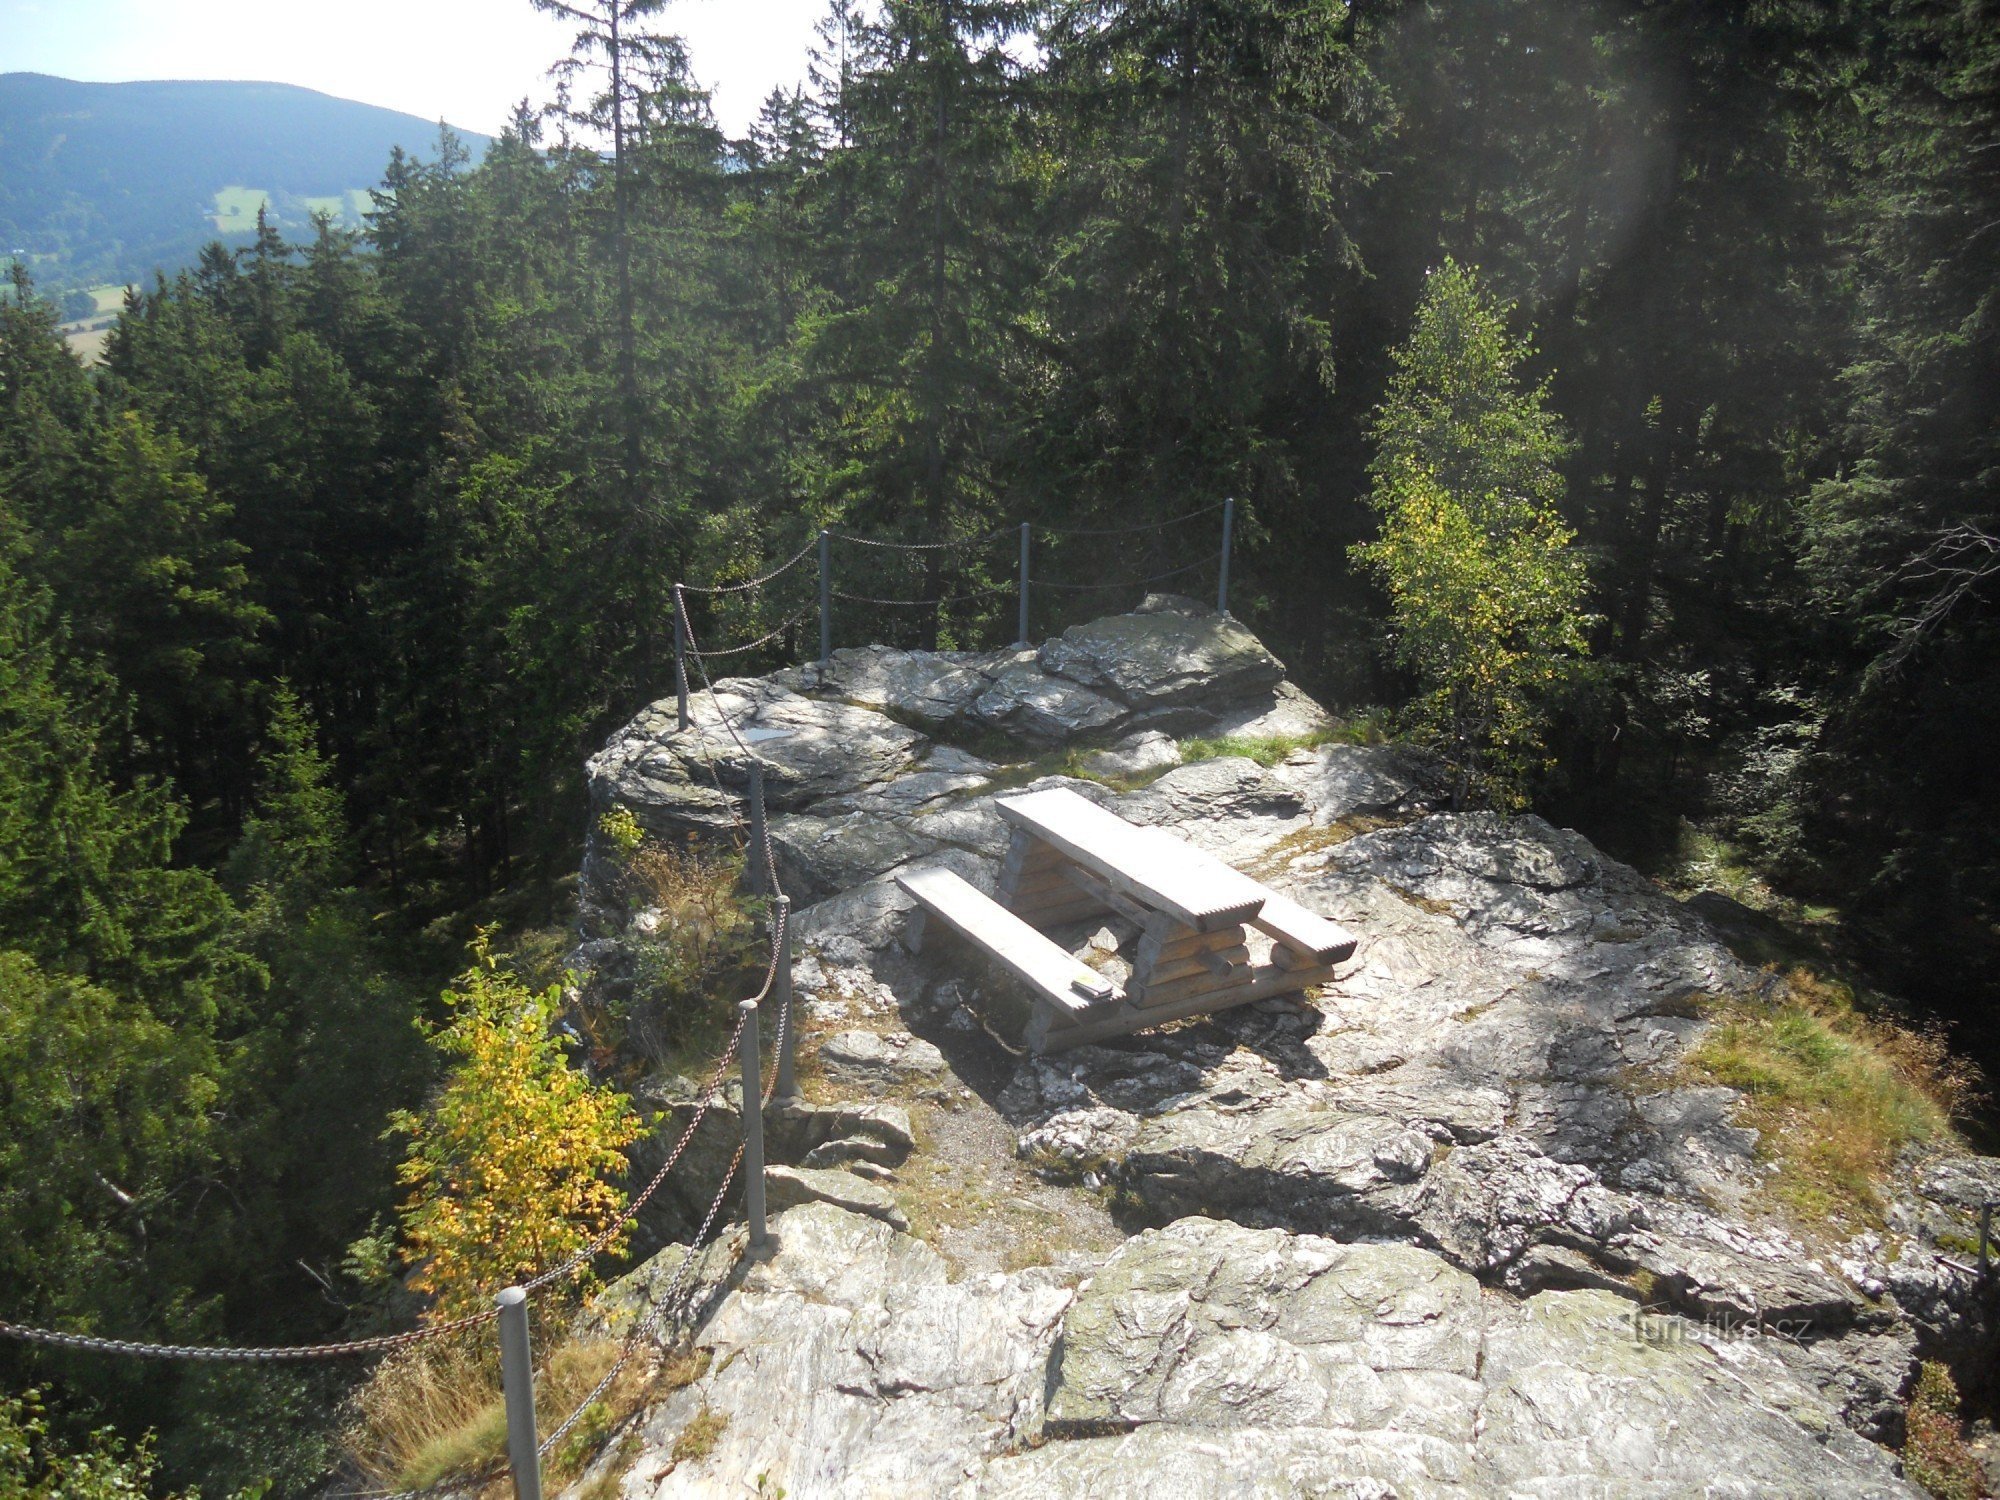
<box><xmin>1078</xmin><ymin>729</ymin><xmax>1182</xmax><ymax>780</ymax></box>
<box><xmin>763</xmin><ymin>1164</ymin><xmax>910</xmax><ymax>1231</ymax></box>
<box><xmin>602</xmin><ymin>1204</ymin><xmax>1072</xmax><ymax>1498</ymax></box>
<box><xmin>814</xmin><ymin>1027</ymin><xmax>950</xmax><ymax>1087</ymax></box>
<box><xmin>591</xmin><ymin>1209</ymin><xmax>1918</xmax><ymax>1498</ymax></box>
<box><xmin>969</xmin><ymin>655</ymin><xmax>1128</xmax><ymax>744</ymax></box>
<box><xmin>803</xmin><ymin>643</ymin><xmax>1001</xmax><ymax>727</ymax></box>
<box><xmin>1037</xmin><ymin>602</ymin><xmax>1285</xmax><ymax>710</ymax></box>
<box><xmin>581</xmin><ymin>605</ymin><xmax>1999</xmax><ymax>1493</ymax></box>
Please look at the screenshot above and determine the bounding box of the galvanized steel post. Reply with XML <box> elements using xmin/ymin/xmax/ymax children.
<box><xmin>739</xmin><ymin>999</ymin><xmax>768</xmax><ymax>1250</ymax></box>
<box><xmin>771</xmin><ymin>895</ymin><xmax>798</xmax><ymax>1107</ymax></box>
<box><xmin>1016</xmin><ymin>522</ymin><xmax>1031</xmax><ymax>648</ymax></box>
<box><xmin>496</xmin><ymin>1288</ymin><xmax>543</xmax><ymax>1500</ymax></box>
<box><xmin>818</xmin><ymin>529</ymin><xmax>832</xmax><ymax>668</ymax></box>
<box><xmin>1217</xmin><ymin>498</ymin><xmax>1235</xmax><ymax>617</ymax></box>
<box><xmin>673</xmin><ymin>583</ymin><xmax>691</xmax><ymax>732</ymax></box>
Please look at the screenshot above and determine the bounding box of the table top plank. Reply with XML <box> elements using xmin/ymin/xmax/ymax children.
<box><xmin>995</xmin><ymin>788</ymin><xmax>1266</xmax><ymax>931</ymax></box>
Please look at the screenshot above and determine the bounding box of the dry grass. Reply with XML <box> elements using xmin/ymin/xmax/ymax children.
<box><xmin>583</xmin><ymin>836</ymin><xmax>766</xmax><ymax>1071</ymax></box>
<box><xmin>671</xmin><ymin>1404</ymin><xmax>729</xmax><ymax>1464</ymax></box>
<box><xmin>345</xmin><ymin>1329</ymin><xmax>655</xmax><ymax>1493</ymax></box>
<box><xmin>1387</xmin><ymin>883</ymin><xmax>1457</xmax><ymax>917</ymax></box>
<box><xmin>1249</xmin><ymin>814</ymin><xmax>1406</xmax><ymax>880</ymax></box>
<box><xmin>1679</xmin><ymin>969</ymin><xmax>1978</xmax><ymax>1230</ymax></box>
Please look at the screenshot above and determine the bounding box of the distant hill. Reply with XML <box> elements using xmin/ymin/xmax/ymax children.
<box><xmin>0</xmin><ymin>73</ymin><xmax>495</xmax><ymax>295</ymax></box>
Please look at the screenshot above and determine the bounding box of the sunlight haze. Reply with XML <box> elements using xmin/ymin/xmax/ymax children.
<box><xmin>0</xmin><ymin>0</ymin><xmax>831</xmax><ymax>136</ymax></box>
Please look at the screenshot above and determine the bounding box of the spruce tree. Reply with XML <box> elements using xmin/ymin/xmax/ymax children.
<box><xmin>1354</xmin><ymin>261</ymin><xmax>1592</xmax><ymax>808</ymax></box>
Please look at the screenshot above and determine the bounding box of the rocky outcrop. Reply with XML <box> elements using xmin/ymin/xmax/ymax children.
<box><xmin>574</xmin><ymin>602</ymin><xmax>2000</xmax><ymax>1495</ymax></box>
<box><xmin>581</xmin><ymin>1206</ymin><xmax>1919</xmax><ymax>1498</ymax></box>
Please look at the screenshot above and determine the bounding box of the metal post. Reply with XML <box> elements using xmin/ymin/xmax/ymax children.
<box><xmin>739</xmin><ymin>999</ymin><xmax>768</xmax><ymax>1249</ymax></box>
<box><xmin>818</xmin><ymin>529</ymin><xmax>832</xmax><ymax>668</ymax></box>
<box><xmin>1217</xmin><ymin>497</ymin><xmax>1235</xmax><ymax>616</ymax></box>
<box><xmin>673</xmin><ymin>583</ymin><xmax>691</xmax><ymax>732</ymax></box>
<box><xmin>747</xmin><ymin>759</ymin><xmax>769</xmax><ymax>895</ymax></box>
<box><xmin>1016</xmin><ymin>522</ymin><xmax>1031</xmax><ymax>649</ymax></box>
<box><xmin>771</xmin><ymin>895</ymin><xmax>798</xmax><ymax>1107</ymax></box>
<box><xmin>495</xmin><ymin>1288</ymin><xmax>544</xmax><ymax>1500</ymax></box>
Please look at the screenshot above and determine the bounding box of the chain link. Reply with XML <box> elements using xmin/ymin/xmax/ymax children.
<box><xmin>0</xmin><ymin>1304</ymin><xmax>499</xmax><ymax>1364</ymax></box>
<box><xmin>679</xmin><ymin>537</ymin><xmax>820</xmax><ymax>595</ymax></box>
<box><xmin>519</xmin><ymin>974</ymin><xmax>762</xmax><ymax>1296</ymax></box>
<box><xmin>1033</xmin><ymin>553</ymin><xmax>1220</xmax><ymax>592</ymax></box>
<box><xmin>830</xmin><ymin>582</ymin><xmax>1013</xmax><ymax>608</ymax></box>
<box><xmin>1035</xmin><ymin>501</ymin><xmax>1225</xmax><ymax>537</ymax></box>
<box><xmin>692</xmin><ymin>609</ymin><xmax>813</xmax><ymax>658</ymax></box>
<box><xmin>828</xmin><ymin>525</ymin><xmax>1011</xmax><ymax>552</ymax></box>
<box><xmin>537</xmin><ymin>1143</ymin><xmax>747</xmax><ymax>1460</ymax></box>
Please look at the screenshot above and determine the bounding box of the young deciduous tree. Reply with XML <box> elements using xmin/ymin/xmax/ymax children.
<box><xmin>390</xmin><ymin>935</ymin><xmax>640</xmax><ymax>1317</ymax></box>
<box><xmin>1354</xmin><ymin>260</ymin><xmax>1591</xmax><ymax>809</ymax></box>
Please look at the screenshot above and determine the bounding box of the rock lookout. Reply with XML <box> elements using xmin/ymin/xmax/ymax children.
<box><xmin>570</xmin><ymin>597</ymin><xmax>1997</xmax><ymax>1497</ymax></box>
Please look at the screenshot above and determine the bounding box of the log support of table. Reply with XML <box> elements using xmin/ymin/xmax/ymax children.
<box><xmin>1040</xmin><ymin>959</ymin><xmax>1336</xmax><ymax>1051</ymax></box>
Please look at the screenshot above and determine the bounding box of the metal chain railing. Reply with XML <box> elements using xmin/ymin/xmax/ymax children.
<box><xmin>830</xmin><ymin>582</ymin><xmax>1014</xmax><ymax>609</ymax></box>
<box><xmin>828</xmin><ymin>525</ymin><xmax>1013</xmax><ymax>551</ymax></box>
<box><xmin>1033</xmin><ymin>553</ymin><xmax>1222</xmax><ymax>592</ymax></box>
<box><xmin>693</xmin><ymin>609</ymin><xmax>813</xmax><ymax>658</ymax></box>
<box><xmin>672</xmin><ymin>499</ymin><xmax>1240</xmax><ymax>676</ymax></box>
<box><xmin>1035</xmin><ymin>500</ymin><xmax>1225</xmax><ymax>537</ymax></box>
<box><xmin>0</xmin><ymin>1305</ymin><xmax>502</xmax><ymax>1365</ymax></box>
<box><xmin>537</xmin><ymin>1140</ymin><xmax>748</xmax><ymax>1462</ymax></box>
<box><xmin>679</xmin><ymin>537</ymin><xmax>820</xmax><ymax>595</ymax></box>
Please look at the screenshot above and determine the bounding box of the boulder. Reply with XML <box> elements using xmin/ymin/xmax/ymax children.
<box><xmin>1078</xmin><ymin>729</ymin><xmax>1182</xmax><ymax>780</ymax></box>
<box><xmin>814</xmin><ymin>1027</ymin><xmax>950</xmax><ymax>1088</ymax></box>
<box><xmin>763</xmin><ymin>1164</ymin><xmax>909</xmax><ymax>1231</ymax></box>
<box><xmin>969</xmin><ymin>655</ymin><xmax>1127</xmax><ymax>745</ymax></box>
<box><xmin>1037</xmin><ymin>602</ymin><xmax>1285</xmax><ymax>709</ymax></box>
<box><xmin>804</xmin><ymin>643</ymin><xmax>1001</xmax><ymax>728</ymax></box>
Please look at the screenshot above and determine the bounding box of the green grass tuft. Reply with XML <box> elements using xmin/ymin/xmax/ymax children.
<box><xmin>1678</xmin><ymin>970</ymin><xmax>1976</xmax><ymax>1229</ymax></box>
<box><xmin>1177</xmin><ymin>712</ymin><xmax>1390</xmax><ymax>770</ymax></box>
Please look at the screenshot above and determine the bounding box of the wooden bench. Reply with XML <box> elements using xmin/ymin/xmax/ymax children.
<box><xmin>894</xmin><ymin>865</ymin><xmax>1120</xmax><ymax>1051</ymax></box>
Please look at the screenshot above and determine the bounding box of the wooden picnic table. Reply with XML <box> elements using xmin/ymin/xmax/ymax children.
<box><xmin>897</xmin><ymin>786</ymin><xmax>1357</xmax><ymax>1052</ymax></box>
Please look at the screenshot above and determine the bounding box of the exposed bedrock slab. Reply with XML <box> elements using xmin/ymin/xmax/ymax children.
<box><xmin>606</xmin><ymin>1204</ymin><xmax>1073</xmax><ymax>1499</ymax></box>
<box><xmin>581</xmin><ymin>605</ymin><xmax>2000</xmax><ymax>1486</ymax></box>
<box><xmin>601</xmin><ymin>1209</ymin><xmax>1917</xmax><ymax>1497</ymax></box>
<box><xmin>794</xmin><ymin>643</ymin><xmax>1002</xmax><ymax>728</ymax></box>
<box><xmin>1036</xmin><ymin>598</ymin><xmax>1286</xmax><ymax>709</ymax></box>
<box><xmin>587</xmin><ymin>678</ymin><xmax>929</xmax><ymax>838</ymax></box>
<box><xmin>969</xmin><ymin>655</ymin><xmax>1129</xmax><ymax>744</ymax></box>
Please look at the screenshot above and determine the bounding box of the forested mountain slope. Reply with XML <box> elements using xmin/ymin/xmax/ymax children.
<box><xmin>0</xmin><ymin>73</ymin><xmax>492</xmax><ymax>292</ymax></box>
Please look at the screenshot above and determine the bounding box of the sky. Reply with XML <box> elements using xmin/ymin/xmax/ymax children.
<box><xmin>0</xmin><ymin>0</ymin><xmax>833</xmax><ymax>137</ymax></box>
